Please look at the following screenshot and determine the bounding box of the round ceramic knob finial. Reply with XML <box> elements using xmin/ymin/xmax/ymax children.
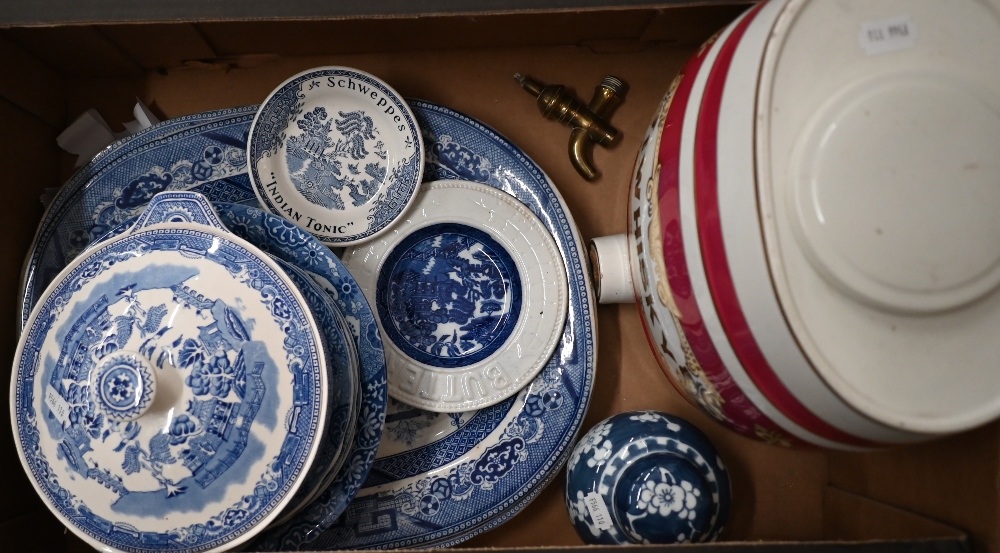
<box><xmin>90</xmin><ymin>351</ymin><xmax>157</xmax><ymax>422</ymax></box>
<box><xmin>565</xmin><ymin>411</ymin><xmax>730</xmax><ymax>545</ymax></box>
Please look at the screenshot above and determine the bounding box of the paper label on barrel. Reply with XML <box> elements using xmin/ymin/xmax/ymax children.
<box><xmin>44</xmin><ymin>384</ymin><xmax>71</xmax><ymax>426</ymax></box>
<box><xmin>584</xmin><ymin>492</ymin><xmax>613</xmax><ymax>531</ymax></box>
<box><xmin>860</xmin><ymin>15</ymin><xmax>917</xmax><ymax>56</ymax></box>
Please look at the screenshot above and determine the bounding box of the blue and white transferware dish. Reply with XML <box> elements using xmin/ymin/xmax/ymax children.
<box><xmin>273</xmin><ymin>299</ymin><xmax>364</xmax><ymax>527</ymax></box>
<box><xmin>90</xmin><ymin>200</ymin><xmax>387</xmax><ymax>547</ymax></box>
<box><xmin>282</xmin><ymin>100</ymin><xmax>596</xmax><ymax>550</ymax></box>
<box><xmin>200</xmin><ymin>202</ymin><xmax>387</xmax><ymax>550</ymax></box>
<box><xmin>262</xmin><ymin>258</ymin><xmax>358</xmax><ymax>527</ymax></box>
<box><xmin>21</xmin><ymin>99</ymin><xmax>596</xmax><ymax>550</ymax></box>
<box><xmin>566</xmin><ymin>411</ymin><xmax>731</xmax><ymax>545</ymax></box>
<box><xmin>81</xmin><ymin>211</ymin><xmax>362</xmax><ymax>530</ymax></box>
<box><xmin>344</xmin><ymin>179</ymin><xmax>568</xmax><ymax>413</ymax></box>
<box><xmin>249</xmin><ymin>67</ymin><xmax>424</xmax><ymax>246</ymax></box>
<box><xmin>20</xmin><ymin>106</ymin><xmax>259</xmax><ymax>332</ymax></box>
<box><xmin>305</xmin><ymin>300</ymin><xmax>363</xmax><ymax>495</ymax></box>
<box><xmin>11</xmin><ymin>191</ymin><xmax>328</xmax><ymax>553</ymax></box>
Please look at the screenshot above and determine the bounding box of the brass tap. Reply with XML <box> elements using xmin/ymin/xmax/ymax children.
<box><xmin>514</xmin><ymin>73</ymin><xmax>627</xmax><ymax>181</ymax></box>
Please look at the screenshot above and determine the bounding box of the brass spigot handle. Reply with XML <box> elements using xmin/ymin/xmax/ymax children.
<box><xmin>515</xmin><ymin>73</ymin><xmax>626</xmax><ymax>181</ymax></box>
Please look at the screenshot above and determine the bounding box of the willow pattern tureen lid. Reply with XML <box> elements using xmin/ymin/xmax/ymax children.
<box><xmin>11</xmin><ymin>191</ymin><xmax>328</xmax><ymax>553</ymax></box>
<box><xmin>248</xmin><ymin>66</ymin><xmax>424</xmax><ymax>246</ymax></box>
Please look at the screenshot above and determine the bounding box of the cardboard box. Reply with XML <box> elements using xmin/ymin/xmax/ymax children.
<box><xmin>0</xmin><ymin>2</ymin><xmax>991</xmax><ymax>551</ymax></box>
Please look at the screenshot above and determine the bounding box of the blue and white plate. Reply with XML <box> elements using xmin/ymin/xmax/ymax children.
<box><xmin>19</xmin><ymin>106</ymin><xmax>258</xmax><ymax>332</ymax></box>
<box><xmin>278</xmin><ymin>100</ymin><xmax>597</xmax><ymax>550</ymax></box>
<box><xmin>268</xmin><ymin>257</ymin><xmax>358</xmax><ymax>527</ymax></box>
<box><xmin>275</xmin><ymin>295</ymin><xmax>365</xmax><ymax>528</ymax></box>
<box><xmin>311</xmin><ymin>298</ymin><xmax>363</xmax><ymax>497</ymax></box>
<box><xmin>344</xmin><ymin>179</ymin><xmax>568</xmax><ymax>413</ymax></box>
<box><xmin>205</xmin><ymin>202</ymin><xmax>388</xmax><ymax>551</ymax></box>
<box><xmin>11</xmin><ymin>192</ymin><xmax>328</xmax><ymax>553</ymax></box>
<box><xmin>248</xmin><ymin>67</ymin><xmax>423</xmax><ymax>246</ymax></box>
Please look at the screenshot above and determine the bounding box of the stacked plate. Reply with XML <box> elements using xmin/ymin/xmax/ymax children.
<box><xmin>12</xmin><ymin>66</ymin><xmax>596</xmax><ymax>551</ymax></box>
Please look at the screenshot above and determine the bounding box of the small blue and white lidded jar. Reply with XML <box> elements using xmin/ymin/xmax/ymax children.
<box><xmin>565</xmin><ymin>411</ymin><xmax>731</xmax><ymax>545</ymax></box>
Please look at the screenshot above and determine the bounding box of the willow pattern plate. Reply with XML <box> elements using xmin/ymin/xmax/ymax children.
<box><xmin>248</xmin><ymin>67</ymin><xmax>423</xmax><ymax>246</ymax></box>
<box><xmin>20</xmin><ymin>107</ymin><xmax>259</xmax><ymax>332</ymax></box>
